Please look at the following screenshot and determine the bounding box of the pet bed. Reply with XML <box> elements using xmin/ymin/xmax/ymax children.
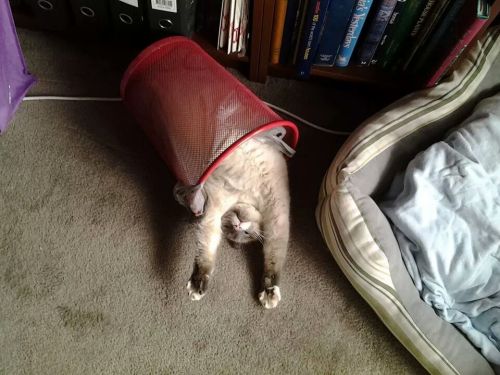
<box><xmin>316</xmin><ymin>26</ymin><xmax>500</xmax><ymax>375</ymax></box>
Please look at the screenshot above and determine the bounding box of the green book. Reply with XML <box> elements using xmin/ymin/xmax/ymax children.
<box><xmin>401</xmin><ymin>0</ymin><xmax>451</xmax><ymax>71</ymax></box>
<box><xmin>378</xmin><ymin>0</ymin><xmax>427</xmax><ymax>69</ymax></box>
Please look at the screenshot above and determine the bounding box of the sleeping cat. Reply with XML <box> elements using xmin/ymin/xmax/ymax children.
<box><xmin>178</xmin><ymin>136</ymin><xmax>290</xmax><ymax>309</ymax></box>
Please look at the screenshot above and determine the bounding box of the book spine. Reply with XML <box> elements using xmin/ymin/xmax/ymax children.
<box><xmin>409</xmin><ymin>0</ymin><xmax>467</xmax><ymax>75</ymax></box>
<box><xmin>401</xmin><ymin>0</ymin><xmax>450</xmax><ymax>71</ymax></box>
<box><xmin>377</xmin><ymin>0</ymin><xmax>426</xmax><ymax>69</ymax></box>
<box><xmin>355</xmin><ymin>0</ymin><xmax>398</xmax><ymax>66</ymax></box>
<box><xmin>218</xmin><ymin>0</ymin><xmax>230</xmax><ymax>49</ymax></box>
<box><xmin>232</xmin><ymin>0</ymin><xmax>242</xmax><ymax>53</ymax></box>
<box><xmin>292</xmin><ymin>0</ymin><xmax>309</xmax><ymax>64</ymax></box>
<box><xmin>425</xmin><ymin>17</ymin><xmax>487</xmax><ymax>87</ymax></box>
<box><xmin>270</xmin><ymin>0</ymin><xmax>289</xmax><ymax>64</ymax></box>
<box><xmin>237</xmin><ymin>0</ymin><xmax>249</xmax><ymax>56</ymax></box>
<box><xmin>389</xmin><ymin>0</ymin><xmax>435</xmax><ymax>71</ymax></box>
<box><xmin>295</xmin><ymin>0</ymin><xmax>331</xmax><ymax>78</ymax></box>
<box><xmin>227</xmin><ymin>0</ymin><xmax>236</xmax><ymax>53</ymax></box>
<box><xmin>370</xmin><ymin>0</ymin><xmax>406</xmax><ymax>66</ymax></box>
<box><xmin>334</xmin><ymin>0</ymin><xmax>374</xmax><ymax>67</ymax></box>
<box><xmin>409</xmin><ymin>0</ymin><xmax>435</xmax><ymax>38</ymax></box>
<box><xmin>314</xmin><ymin>0</ymin><xmax>357</xmax><ymax>66</ymax></box>
<box><xmin>279</xmin><ymin>0</ymin><xmax>301</xmax><ymax>64</ymax></box>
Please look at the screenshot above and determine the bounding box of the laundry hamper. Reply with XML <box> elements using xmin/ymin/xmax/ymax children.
<box><xmin>120</xmin><ymin>37</ymin><xmax>299</xmax><ymax>197</ymax></box>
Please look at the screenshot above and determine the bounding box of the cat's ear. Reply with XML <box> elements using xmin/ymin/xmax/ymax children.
<box><xmin>188</xmin><ymin>187</ymin><xmax>206</xmax><ymax>217</ymax></box>
<box><xmin>173</xmin><ymin>182</ymin><xmax>206</xmax><ymax>217</ymax></box>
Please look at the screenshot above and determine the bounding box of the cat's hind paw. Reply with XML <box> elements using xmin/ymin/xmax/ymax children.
<box><xmin>186</xmin><ymin>275</ymin><xmax>209</xmax><ymax>301</ymax></box>
<box><xmin>258</xmin><ymin>286</ymin><xmax>281</xmax><ymax>309</ymax></box>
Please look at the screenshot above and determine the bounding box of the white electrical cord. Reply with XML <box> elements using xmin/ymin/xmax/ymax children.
<box><xmin>263</xmin><ymin>101</ymin><xmax>351</xmax><ymax>136</ymax></box>
<box><xmin>22</xmin><ymin>96</ymin><xmax>122</xmax><ymax>102</ymax></box>
<box><xmin>22</xmin><ymin>95</ymin><xmax>351</xmax><ymax>135</ymax></box>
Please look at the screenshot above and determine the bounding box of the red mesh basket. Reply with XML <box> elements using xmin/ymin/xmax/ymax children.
<box><xmin>120</xmin><ymin>37</ymin><xmax>298</xmax><ymax>187</ymax></box>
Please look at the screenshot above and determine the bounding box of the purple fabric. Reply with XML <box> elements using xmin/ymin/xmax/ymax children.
<box><xmin>1</xmin><ymin>0</ymin><xmax>36</xmax><ymax>134</ymax></box>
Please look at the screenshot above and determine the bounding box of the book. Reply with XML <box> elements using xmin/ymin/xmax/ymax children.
<box><xmin>296</xmin><ymin>0</ymin><xmax>332</xmax><ymax>78</ymax></box>
<box><xmin>314</xmin><ymin>0</ymin><xmax>357</xmax><ymax>67</ymax></box>
<box><xmin>292</xmin><ymin>0</ymin><xmax>310</xmax><ymax>64</ymax></box>
<box><xmin>237</xmin><ymin>0</ymin><xmax>249</xmax><ymax>56</ymax></box>
<box><xmin>400</xmin><ymin>0</ymin><xmax>451</xmax><ymax>71</ymax></box>
<box><xmin>374</xmin><ymin>0</ymin><xmax>426</xmax><ymax>69</ymax></box>
<box><xmin>279</xmin><ymin>0</ymin><xmax>303</xmax><ymax>64</ymax></box>
<box><xmin>370</xmin><ymin>0</ymin><xmax>407</xmax><ymax>66</ymax></box>
<box><xmin>355</xmin><ymin>0</ymin><xmax>398</xmax><ymax>66</ymax></box>
<box><xmin>227</xmin><ymin>0</ymin><xmax>235</xmax><ymax>53</ymax></box>
<box><xmin>408</xmin><ymin>0</ymin><xmax>468</xmax><ymax>75</ymax></box>
<box><xmin>424</xmin><ymin>0</ymin><xmax>490</xmax><ymax>87</ymax></box>
<box><xmin>218</xmin><ymin>0</ymin><xmax>230</xmax><ymax>49</ymax></box>
<box><xmin>334</xmin><ymin>0</ymin><xmax>375</xmax><ymax>68</ymax></box>
<box><xmin>231</xmin><ymin>0</ymin><xmax>243</xmax><ymax>53</ymax></box>
<box><xmin>270</xmin><ymin>0</ymin><xmax>289</xmax><ymax>64</ymax></box>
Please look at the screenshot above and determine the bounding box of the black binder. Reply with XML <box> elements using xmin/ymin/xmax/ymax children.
<box><xmin>146</xmin><ymin>0</ymin><xmax>198</xmax><ymax>37</ymax></box>
<box><xmin>109</xmin><ymin>0</ymin><xmax>146</xmax><ymax>34</ymax></box>
<box><xmin>68</xmin><ymin>0</ymin><xmax>109</xmax><ymax>33</ymax></box>
<box><xmin>24</xmin><ymin>0</ymin><xmax>71</xmax><ymax>31</ymax></box>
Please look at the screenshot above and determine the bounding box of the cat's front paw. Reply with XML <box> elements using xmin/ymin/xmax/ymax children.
<box><xmin>186</xmin><ymin>273</ymin><xmax>209</xmax><ymax>301</ymax></box>
<box><xmin>258</xmin><ymin>286</ymin><xmax>281</xmax><ymax>309</ymax></box>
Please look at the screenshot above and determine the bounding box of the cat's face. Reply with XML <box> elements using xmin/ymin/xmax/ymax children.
<box><xmin>221</xmin><ymin>203</ymin><xmax>262</xmax><ymax>244</ymax></box>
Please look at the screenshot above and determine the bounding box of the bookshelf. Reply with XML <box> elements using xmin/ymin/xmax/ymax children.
<box><xmin>11</xmin><ymin>0</ymin><xmax>500</xmax><ymax>86</ymax></box>
<box><xmin>219</xmin><ymin>0</ymin><xmax>500</xmax><ymax>85</ymax></box>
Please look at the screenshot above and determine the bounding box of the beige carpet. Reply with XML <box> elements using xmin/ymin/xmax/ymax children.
<box><xmin>0</xmin><ymin>29</ymin><xmax>425</xmax><ymax>374</ymax></box>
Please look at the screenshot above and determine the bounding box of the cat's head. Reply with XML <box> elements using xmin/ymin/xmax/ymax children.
<box><xmin>221</xmin><ymin>203</ymin><xmax>262</xmax><ymax>244</ymax></box>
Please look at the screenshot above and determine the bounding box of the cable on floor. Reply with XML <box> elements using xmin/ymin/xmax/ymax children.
<box><xmin>22</xmin><ymin>95</ymin><xmax>352</xmax><ymax>135</ymax></box>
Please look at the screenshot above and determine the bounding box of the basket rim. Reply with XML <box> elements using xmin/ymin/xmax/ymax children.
<box><xmin>197</xmin><ymin>119</ymin><xmax>299</xmax><ymax>185</ymax></box>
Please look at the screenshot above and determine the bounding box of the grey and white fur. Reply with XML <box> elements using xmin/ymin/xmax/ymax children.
<box><xmin>178</xmin><ymin>136</ymin><xmax>290</xmax><ymax>309</ymax></box>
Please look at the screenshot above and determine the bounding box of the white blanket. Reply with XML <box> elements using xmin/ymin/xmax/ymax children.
<box><xmin>381</xmin><ymin>92</ymin><xmax>500</xmax><ymax>365</ymax></box>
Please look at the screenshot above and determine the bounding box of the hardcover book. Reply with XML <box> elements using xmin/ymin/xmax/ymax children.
<box><xmin>314</xmin><ymin>0</ymin><xmax>357</xmax><ymax>67</ymax></box>
<box><xmin>375</xmin><ymin>0</ymin><xmax>426</xmax><ymax>69</ymax></box>
<box><xmin>400</xmin><ymin>0</ymin><xmax>451</xmax><ymax>71</ymax></box>
<box><xmin>425</xmin><ymin>0</ymin><xmax>490</xmax><ymax>86</ymax></box>
<box><xmin>334</xmin><ymin>0</ymin><xmax>374</xmax><ymax>68</ymax></box>
<box><xmin>355</xmin><ymin>0</ymin><xmax>398</xmax><ymax>66</ymax></box>
<box><xmin>370</xmin><ymin>0</ymin><xmax>407</xmax><ymax>66</ymax></box>
<box><xmin>408</xmin><ymin>0</ymin><xmax>468</xmax><ymax>75</ymax></box>
<box><xmin>295</xmin><ymin>0</ymin><xmax>331</xmax><ymax>77</ymax></box>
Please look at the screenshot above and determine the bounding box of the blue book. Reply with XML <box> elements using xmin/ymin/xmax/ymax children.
<box><xmin>296</xmin><ymin>0</ymin><xmax>332</xmax><ymax>78</ymax></box>
<box><xmin>355</xmin><ymin>0</ymin><xmax>398</xmax><ymax>66</ymax></box>
<box><xmin>334</xmin><ymin>0</ymin><xmax>374</xmax><ymax>67</ymax></box>
<box><xmin>314</xmin><ymin>0</ymin><xmax>357</xmax><ymax>66</ymax></box>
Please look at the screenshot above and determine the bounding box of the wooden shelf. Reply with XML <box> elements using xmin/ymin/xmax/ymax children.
<box><xmin>268</xmin><ymin>63</ymin><xmax>403</xmax><ymax>87</ymax></box>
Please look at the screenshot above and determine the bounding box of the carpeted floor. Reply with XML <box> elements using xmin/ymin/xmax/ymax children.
<box><xmin>0</xmin><ymin>29</ymin><xmax>425</xmax><ymax>374</ymax></box>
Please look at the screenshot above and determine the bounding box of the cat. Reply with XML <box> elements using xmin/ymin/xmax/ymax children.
<box><xmin>221</xmin><ymin>202</ymin><xmax>263</xmax><ymax>245</ymax></box>
<box><xmin>179</xmin><ymin>135</ymin><xmax>290</xmax><ymax>309</ymax></box>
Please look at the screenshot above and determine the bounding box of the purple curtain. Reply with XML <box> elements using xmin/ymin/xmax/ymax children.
<box><xmin>1</xmin><ymin>0</ymin><xmax>36</xmax><ymax>133</ymax></box>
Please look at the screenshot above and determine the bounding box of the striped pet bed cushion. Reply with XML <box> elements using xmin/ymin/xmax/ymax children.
<box><xmin>317</xmin><ymin>26</ymin><xmax>500</xmax><ymax>375</ymax></box>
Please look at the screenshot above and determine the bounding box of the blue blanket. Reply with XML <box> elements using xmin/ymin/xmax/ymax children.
<box><xmin>381</xmin><ymin>92</ymin><xmax>500</xmax><ymax>365</ymax></box>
